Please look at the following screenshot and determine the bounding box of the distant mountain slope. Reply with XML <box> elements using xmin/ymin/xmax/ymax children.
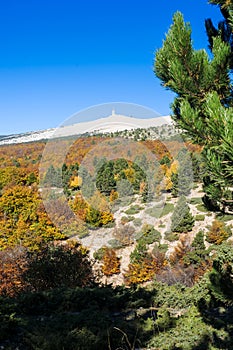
<box><xmin>0</xmin><ymin>113</ymin><xmax>172</xmax><ymax>145</ymax></box>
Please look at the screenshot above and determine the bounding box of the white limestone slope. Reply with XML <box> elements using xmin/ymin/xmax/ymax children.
<box><xmin>0</xmin><ymin>112</ymin><xmax>172</xmax><ymax>145</ymax></box>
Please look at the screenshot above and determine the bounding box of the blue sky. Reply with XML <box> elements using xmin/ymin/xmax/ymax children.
<box><xmin>0</xmin><ymin>0</ymin><xmax>222</xmax><ymax>134</ymax></box>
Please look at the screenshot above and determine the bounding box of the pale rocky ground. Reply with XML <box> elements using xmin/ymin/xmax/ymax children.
<box><xmin>0</xmin><ymin>113</ymin><xmax>172</xmax><ymax>145</ymax></box>
<box><xmin>78</xmin><ymin>183</ymin><xmax>233</xmax><ymax>286</ymax></box>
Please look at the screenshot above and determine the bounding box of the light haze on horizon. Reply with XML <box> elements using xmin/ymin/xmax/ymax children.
<box><xmin>0</xmin><ymin>0</ymin><xmax>222</xmax><ymax>135</ymax></box>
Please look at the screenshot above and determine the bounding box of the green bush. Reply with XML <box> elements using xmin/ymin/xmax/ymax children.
<box><xmin>93</xmin><ymin>247</ymin><xmax>106</xmax><ymax>261</ymax></box>
<box><xmin>147</xmin><ymin>306</ymin><xmax>216</xmax><ymax>350</ymax></box>
<box><xmin>135</xmin><ymin>224</ymin><xmax>161</xmax><ymax>244</ymax></box>
<box><xmin>23</xmin><ymin>242</ymin><xmax>94</xmax><ymax>292</ymax></box>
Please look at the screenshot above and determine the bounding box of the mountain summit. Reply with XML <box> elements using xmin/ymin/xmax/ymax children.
<box><xmin>0</xmin><ymin>111</ymin><xmax>172</xmax><ymax>145</ymax></box>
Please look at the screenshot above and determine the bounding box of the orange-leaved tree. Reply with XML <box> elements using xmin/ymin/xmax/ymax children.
<box><xmin>23</xmin><ymin>241</ymin><xmax>94</xmax><ymax>292</ymax></box>
<box><xmin>101</xmin><ymin>248</ymin><xmax>121</xmax><ymax>276</ymax></box>
<box><xmin>0</xmin><ymin>246</ymin><xmax>28</xmax><ymax>296</ymax></box>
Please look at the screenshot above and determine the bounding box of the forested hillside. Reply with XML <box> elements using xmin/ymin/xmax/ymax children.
<box><xmin>1</xmin><ymin>0</ymin><xmax>233</xmax><ymax>349</ymax></box>
<box><xmin>0</xmin><ymin>127</ymin><xmax>232</xmax><ymax>349</ymax></box>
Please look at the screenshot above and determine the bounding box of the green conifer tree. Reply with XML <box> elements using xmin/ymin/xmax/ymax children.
<box><xmin>205</xmin><ymin>0</ymin><xmax>233</xmax><ymax>69</ymax></box>
<box><xmin>154</xmin><ymin>7</ymin><xmax>233</xmax><ymax>210</ymax></box>
<box><xmin>96</xmin><ymin>160</ymin><xmax>116</xmax><ymax>196</ymax></box>
<box><xmin>43</xmin><ymin>165</ymin><xmax>61</xmax><ymax>187</ymax></box>
<box><xmin>174</xmin><ymin>152</ymin><xmax>194</xmax><ymax>197</ymax></box>
<box><xmin>184</xmin><ymin>231</ymin><xmax>207</xmax><ymax>266</ymax></box>
<box><xmin>192</xmin><ymin>230</ymin><xmax>206</xmax><ymax>251</ymax></box>
<box><xmin>170</xmin><ymin>196</ymin><xmax>195</xmax><ymax>233</ymax></box>
<box><xmin>208</xmin><ymin>242</ymin><xmax>233</xmax><ymax>305</ymax></box>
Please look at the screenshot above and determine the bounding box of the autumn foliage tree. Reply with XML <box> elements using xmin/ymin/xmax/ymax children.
<box><xmin>0</xmin><ymin>185</ymin><xmax>64</xmax><ymax>250</ymax></box>
<box><xmin>124</xmin><ymin>240</ymin><xmax>165</xmax><ymax>285</ymax></box>
<box><xmin>206</xmin><ymin>219</ymin><xmax>231</xmax><ymax>245</ymax></box>
<box><xmin>23</xmin><ymin>241</ymin><xmax>94</xmax><ymax>292</ymax></box>
<box><xmin>101</xmin><ymin>248</ymin><xmax>121</xmax><ymax>276</ymax></box>
<box><xmin>0</xmin><ymin>242</ymin><xmax>94</xmax><ymax>295</ymax></box>
<box><xmin>124</xmin><ymin>255</ymin><xmax>158</xmax><ymax>286</ymax></box>
<box><xmin>169</xmin><ymin>234</ymin><xmax>191</xmax><ymax>265</ymax></box>
<box><xmin>0</xmin><ymin>247</ymin><xmax>28</xmax><ymax>296</ymax></box>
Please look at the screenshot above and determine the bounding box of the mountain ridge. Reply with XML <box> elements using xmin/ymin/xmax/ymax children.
<box><xmin>0</xmin><ymin>113</ymin><xmax>172</xmax><ymax>145</ymax></box>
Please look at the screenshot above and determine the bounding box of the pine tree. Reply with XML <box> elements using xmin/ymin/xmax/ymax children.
<box><xmin>175</xmin><ymin>153</ymin><xmax>193</xmax><ymax>197</ymax></box>
<box><xmin>154</xmin><ymin>8</ymin><xmax>233</xmax><ymax>210</ymax></box>
<box><xmin>96</xmin><ymin>160</ymin><xmax>116</xmax><ymax>196</ymax></box>
<box><xmin>170</xmin><ymin>196</ymin><xmax>195</xmax><ymax>233</ymax></box>
<box><xmin>43</xmin><ymin>165</ymin><xmax>61</xmax><ymax>187</ymax></box>
<box><xmin>205</xmin><ymin>0</ymin><xmax>233</xmax><ymax>69</ymax></box>
<box><xmin>171</xmin><ymin>172</ymin><xmax>179</xmax><ymax>197</ymax></box>
<box><xmin>208</xmin><ymin>242</ymin><xmax>233</xmax><ymax>305</ymax></box>
<box><xmin>192</xmin><ymin>230</ymin><xmax>206</xmax><ymax>251</ymax></box>
<box><xmin>184</xmin><ymin>231</ymin><xmax>208</xmax><ymax>267</ymax></box>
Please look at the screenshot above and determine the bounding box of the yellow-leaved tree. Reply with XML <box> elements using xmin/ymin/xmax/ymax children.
<box><xmin>0</xmin><ymin>185</ymin><xmax>64</xmax><ymax>250</ymax></box>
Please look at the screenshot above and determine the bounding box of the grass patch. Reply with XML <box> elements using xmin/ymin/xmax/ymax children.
<box><xmin>125</xmin><ymin>204</ymin><xmax>144</xmax><ymax>215</ymax></box>
<box><xmin>196</xmin><ymin>204</ymin><xmax>209</xmax><ymax>213</ymax></box>
<box><xmin>104</xmin><ymin>221</ymin><xmax>116</xmax><ymax>228</ymax></box>
<box><xmin>121</xmin><ymin>215</ymin><xmax>135</xmax><ymax>224</ymax></box>
<box><xmin>189</xmin><ymin>197</ymin><xmax>203</xmax><ymax>205</ymax></box>
<box><xmin>152</xmin><ymin>201</ymin><xmax>164</xmax><ymax>208</ymax></box>
<box><xmin>195</xmin><ymin>214</ymin><xmax>205</xmax><ymax>221</ymax></box>
<box><xmin>161</xmin><ymin>203</ymin><xmax>174</xmax><ymax>216</ymax></box>
<box><xmin>153</xmin><ymin>243</ymin><xmax>168</xmax><ymax>254</ymax></box>
<box><xmin>145</xmin><ymin>206</ymin><xmax>161</xmax><ymax>218</ymax></box>
<box><xmin>133</xmin><ymin>218</ymin><xmax>142</xmax><ymax>227</ymax></box>
<box><xmin>145</xmin><ymin>202</ymin><xmax>174</xmax><ymax>218</ymax></box>
<box><xmin>216</xmin><ymin>213</ymin><xmax>233</xmax><ymax>222</ymax></box>
<box><xmin>78</xmin><ymin>230</ymin><xmax>89</xmax><ymax>239</ymax></box>
<box><xmin>112</xmin><ymin>196</ymin><xmax>135</xmax><ymax>211</ymax></box>
<box><xmin>108</xmin><ymin>239</ymin><xmax>124</xmax><ymax>249</ymax></box>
